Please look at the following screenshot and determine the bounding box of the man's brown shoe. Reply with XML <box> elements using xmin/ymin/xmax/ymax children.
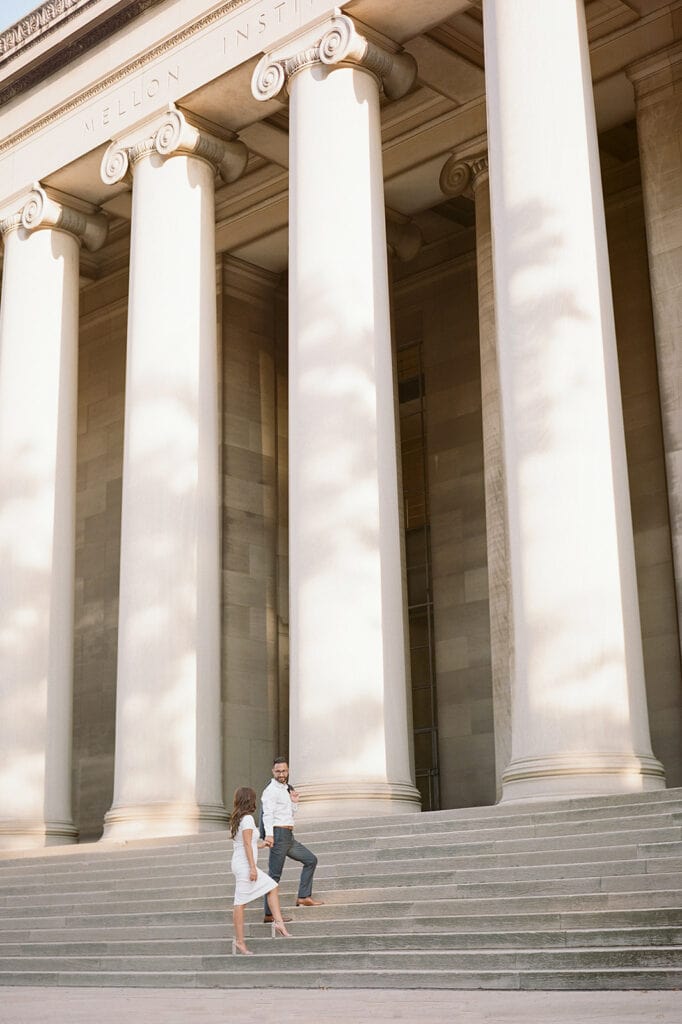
<box><xmin>296</xmin><ymin>897</ymin><xmax>325</xmax><ymax>907</ymax></box>
<box><xmin>263</xmin><ymin>915</ymin><xmax>292</xmax><ymax>923</ymax></box>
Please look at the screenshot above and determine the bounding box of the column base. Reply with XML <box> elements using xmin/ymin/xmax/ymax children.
<box><xmin>102</xmin><ymin>802</ymin><xmax>229</xmax><ymax>841</ymax></box>
<box><xmin>293</xmin><ymin>781</ymin><xmax>421</xmax><ymax>822</ymax></box>
<box><xmin>500</xmin><ymin>751</ymin><xmax>666</xmax><ymax>803</ymax></box>
<box><xmin>0</xmin><ymin>818</ymin><xmax>78</xmax><ymax>850</ymax></box>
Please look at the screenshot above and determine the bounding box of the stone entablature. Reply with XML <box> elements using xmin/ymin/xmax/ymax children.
<box><xmin>0</xmin><ymin>0</ymin><xmax>337</xmax><ymax>204</ymax></box>
<box><xmin>0</xmin><ymin>0</ymin><xmax>679</xmax><ymax>212</ymax></box>
<box><xmin>0</xmin><ymin>0</ymin><xmax>90</xmax><ymax>60</ymax></box>
<box><xmin>0</xmin><ymin>2</ymin><xmax>168</xmax><ymax>109</ymax></box>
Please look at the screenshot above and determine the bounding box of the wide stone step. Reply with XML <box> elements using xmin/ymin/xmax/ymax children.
<box><xmin>2</xmin><ymin>925</ymin><xmax>681</xmax><ymax>957</ymax></box>
<box><xmin>311</xmin><ymin>873</ymin><xmax>682</xmax><ymax>902</ymax></box>
<box><xmin>303</xmin><ymin>840</ymin><xmax>682</xmax><ymax>870</ymax></box>
<box><xmin>0</xmin><ymin>843</ymin><xmax>637</xmax><ymax>885</ymax></box>
<box><xmin>300</xmin><ymin>814</ymin><xmax>682</xmax><ymax>852</ymax></box>
<box><xmin>5</xmin><ymin>852</ymin><xmax>682</xmax><ymax>899</ymax></box>
<box><xmin>296</xmin><ymin>789</ymin><xmax>682</xmax><ymax>835</ymax></box>
<box><xmin>321</xmin><ymin>825</ymin><xmax>682</xmax><ymax>857</ymax></box>
<box><xmin>3</xmin><ymin>966</ymin><xmax>680</xmax><ymax>990</ymax></box>
<box><xmin>5</xmin><ymin>833</ymin><xmax>682</xmax><ymax>889</ymax></box>
<box><xmin>0</xmin><ymin>791</ymin><xmax>679</xmax><ymax>991</ymax></box>
<box><xmin>1</xmin><ymin>814</ymin><xmax>681</xmax><ymax>884</ymax></box>
<box><xmin>324</xmin><ymin>837</ymin><xmax>682</xmax><ymax>865</ymax></box>
<box><xmin>4</xmin><ymin>867</ymin><xmax>682</xmax><ymax>914</ymax></box>
<box><xmin>1</xmin><ymin>887</ymin><xmax>680</xmax><ymax>933</ymax></box>
<box><xmin>2</xmin><ymin>801</ymin><xmax>681</xmax><ymax>874</ymax></box>
<box><xmin>5</xmin><ymin>839</ymin><xmax>679</xmax><ymax>897</ymax></box>
<box><xmin>2</xmin><ymin>892</ymin><xmax>675</xmax><ymax>937</ymax></box>
<box><xmin>1</xmin><ymin>945</ymin><xmax>681</xmax><ymax>973</ymax></box>
<box><xmin>7</xmin><ymin>847</ymin><xmax>679</xmax><ymax>897</ymax></box>
<box><xmin>3</xmin><ymin>907</ymin><xmax>681</xmax><ymax>943</ymax></box>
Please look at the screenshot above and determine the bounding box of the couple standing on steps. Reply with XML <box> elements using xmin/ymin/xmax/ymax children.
<box><xmin>229</xmin><ymin>756</ymin><xmax>325</xmax><ymax>956</ymax></box>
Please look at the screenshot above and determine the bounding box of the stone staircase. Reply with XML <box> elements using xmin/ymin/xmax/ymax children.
<box><xmin>1</xmin><ymin>788</ymin><xmax>681</xmax><ymax>989</ymax></box>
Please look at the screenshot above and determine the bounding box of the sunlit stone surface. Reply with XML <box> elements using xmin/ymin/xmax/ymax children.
<box><xmin>0</xmin><ymin>0</ymin><xmax>679</xmax><ymax>846</ymax></box>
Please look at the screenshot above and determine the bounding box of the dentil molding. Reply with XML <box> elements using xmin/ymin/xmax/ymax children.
<box><xmin>101</xmin><ymin>106</ymin><xmax>249</xmax><ymax>186</ymax></box>
<box><xmin>0</xmin><ymin>0</ymin><xmax>256</xmax><ymax>157</ymax></box>
<box><xmin>252</xmin><ymin>13</ymin><xmax>417</xmax><ymax>102</ymax></box>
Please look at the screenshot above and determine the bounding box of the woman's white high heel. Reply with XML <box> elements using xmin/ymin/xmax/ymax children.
<box><xmin>271</xmin><ymin>919</ymin><xmax>292</xmax><ymax>939</ymax></box>
<box><xmin>232</xmin><ymin>939</ymin><xmax>254</xmax><ymax>955</ymax></box>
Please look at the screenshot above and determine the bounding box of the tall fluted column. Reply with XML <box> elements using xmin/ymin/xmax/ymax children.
<box><xmin>100</xmin><ymin>108</ymin><xmax>248</xmax><ymax>838</ymax></box>
<box><xmin>627</xmin><ymin>45</ymin><xmax>682</xmax><ymax>671</ymax></box>
<box><xmin>253</xmin><ymin>15</ymin><xmax>421</xmax><ymax>818</ymax></box>
<box><xmin>440</xmin><ymin>153</ymin><xmax>512</xmax><ymax>799</ymax></box>
<box><xmin>483</xmin><ymin>0</ymin><xmax>665</xmax><ymax>800</ymax></box>
<box><xmin>0</xmin><ymin>186</ymin><xmax>107</xmax><ymax>848</ymax></box>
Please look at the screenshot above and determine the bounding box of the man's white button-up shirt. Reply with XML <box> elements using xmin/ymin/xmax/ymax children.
<box><xmin>261</xmin><ymin>778</ymin><xmax>296</xmax><ymax>837</ymax></box>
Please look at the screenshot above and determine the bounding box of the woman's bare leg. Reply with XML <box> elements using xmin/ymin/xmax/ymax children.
<box><xmin>232</xmin><ymin>904</ymin><xmax>249</xmax><ymax>951</ymax></box>
<box><xmin>267</xmin><ymin>886</ymin><xmax>291</xmax><ymax>936</ymax></box>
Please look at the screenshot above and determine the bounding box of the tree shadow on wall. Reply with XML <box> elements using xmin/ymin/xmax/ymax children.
<box><xmin>495</xmin><ymin>195</ymin><xmax>651</xmax><ymax>761</ymax></box>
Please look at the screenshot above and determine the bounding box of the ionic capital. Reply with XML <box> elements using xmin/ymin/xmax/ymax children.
<box><xmin>470</xmin><ymin>155</ymin><xmax>489</xmax><ymax>191</ymax></box>
<box><xmin>0</xmin><ymin>210</ymin><xmax>22</xmax><ymax>239</ymax></box>
<box><xmin>252</xmin><ymin>14</ymin><xmax>417</xmax><ymax>103</ymax></box>
<box><xmin>1</xmin><ymin>184</ymin><xmax>107</xmax><ymax>250</ymax></box>
<box><xmin>101</xmin><ymin>108</ymin><xmax>248</xmax><ymax>187</ymax></box>
<box><xmin>439</xmin><ymin>152</ymin><xmax>488</xmax><ymax>199</ymax></box>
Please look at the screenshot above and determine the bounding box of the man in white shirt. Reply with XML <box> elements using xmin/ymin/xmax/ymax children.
<box><xmin>261</xmin><ymin>756</ymin><xmax>324</xmax><ymax>922</ymax></box>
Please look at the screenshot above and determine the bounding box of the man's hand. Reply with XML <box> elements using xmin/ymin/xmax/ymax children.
<box><xmin>264</xmin><ymin>835</ymin><xmax>274</xmax><ymax>848</ymax></box>
<box><xmin>290</xmin><ymin>788</ymin><xmax>300</xmax><ymax>804</ymax></box>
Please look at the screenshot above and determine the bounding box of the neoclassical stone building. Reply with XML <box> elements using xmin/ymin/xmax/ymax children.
<box><xmin>0</xmin><ymin>0</ymin><xmax>680</xmax><ymax>848</ymax></box>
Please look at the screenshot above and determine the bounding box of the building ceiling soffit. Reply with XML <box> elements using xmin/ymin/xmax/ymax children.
<box><xmin>627</xmin><ymin>36</ymin><xmax>682</xmax><ymax>87</ymax></box>
<box><xmin>585</xmin><ymin>0</ymin><xmax>639</xmax><ymax>41</ymax></box>
<box><xmin>585</xmin><ymin>0</ymin><xmax>676</xmax><ymax>40</ymax></box>
<box><xmin>344</xmin><ymin>0</ymin><xmax>475</xmax><ymax>44</ymax></box>
<box><xmin>80</xmin><ymin>90</ymin><xmax>641</xmax><ymax>282</ymax></box>
<box><xmin>589</xmin><ymin>0</ymin><xmax>682</xmax><ymax>81</ymax></box>
<box><xmin>404</xmin><ymin>35</ymin><xmax>484</xmax><ymax>105</ymax></box>
<box><xmin>0</xmin><ymin>0</ymin><xmax>677</xmax><ymax>214</ymax></box>
<box><xmin>427</xmin><ymin>15</ymin><xmax>483</xmax><ymax>70</ymax></box>
<box><xmin>0</xmin><ymin>0</ymin><xmax>676</xmax><ymax>266</ymax></box>
<box><xmin>220</xmin><ymin>252</ymin><xmax>281</xmax><ymax>294</ymax></box>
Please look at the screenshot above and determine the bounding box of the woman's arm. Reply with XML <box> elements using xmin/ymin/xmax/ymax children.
<box><xmin>242</xmin><ymin>828</ymin><xmax>258</xmax><ymax>881</ymax></box>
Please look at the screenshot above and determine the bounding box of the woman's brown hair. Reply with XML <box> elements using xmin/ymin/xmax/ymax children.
<box><xmin>230</xmin><ymin>787</ymin><xmax>257</xmax><ymax>838</ymax></box>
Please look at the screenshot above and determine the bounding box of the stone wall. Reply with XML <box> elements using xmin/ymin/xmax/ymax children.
<box><xmin>393</xmin><ymin>240</ymin><xmax>497</xmax><ymax>811</ymax></box>
<box><xmin>606</xmin><ymin>189</ymin><xmax>682</xmax><ymax>787</ymax></box>
<box><xmin>219</xmin><ymin>257</ymin><xmax>282</xmax><ymax>806</ymax></box>
<box><xmin>73</xmin><ymin>271</ymin><xmax>127</xmax><ymax>840</ymax></box>
<box><xmin>72</xmin><ymin>257</ymin><xmax>289</xmax><ymax>838</ymax></box>
<box><xmin>69</xmin><ymin>179</ymin><xmax>680</xmax><ymax>834</ymax></box>
<box><xmin>274</xmin><ymin>287</ymin><xmax>290</xmax><ymax>759</ymax></box>
<box><xmin>390</xmin><ymin>173</ymin><xmax>681</xmax><ymax>808</ymax></box>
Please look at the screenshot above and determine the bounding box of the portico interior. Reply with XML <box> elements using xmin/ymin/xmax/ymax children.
<box><xmin>0</xmin><ymin>0</ymin><xmax>680</xmax><ymax>845</ymax></box>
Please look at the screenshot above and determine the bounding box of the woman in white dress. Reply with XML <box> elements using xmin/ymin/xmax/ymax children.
<box><xmin>230</xmin><ymin>787</ymin><xmax>291</xmax><ymax>955</ymax></box>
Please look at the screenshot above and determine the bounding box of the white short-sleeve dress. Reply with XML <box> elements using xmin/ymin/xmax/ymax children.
<box><xmin>231</xmin><ymin>813</ymin><xmax>278</xmax><ymax>907</ymax></box>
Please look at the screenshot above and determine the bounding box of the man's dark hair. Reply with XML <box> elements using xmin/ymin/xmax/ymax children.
<box><xmin>272</xmin><ymin>756</ymin><xmax>288</xmax><ymax>766</ymax></box>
